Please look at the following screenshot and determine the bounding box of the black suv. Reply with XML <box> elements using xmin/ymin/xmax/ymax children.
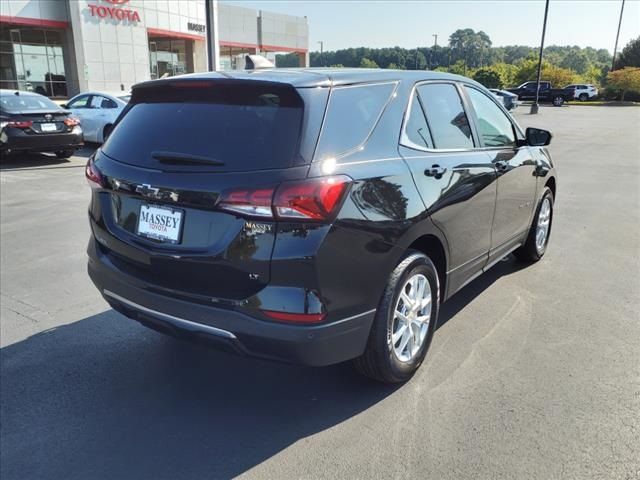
<box><xmin>87</xmin><ymin>69</ymin><xmax>556</xmax><ymax>383</ymax></box>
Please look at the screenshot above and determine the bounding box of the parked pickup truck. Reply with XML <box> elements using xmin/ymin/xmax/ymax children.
<box><xmin>507</xmin><ymin>81</ymin><xmax>574</xmax><ymax>106</ymax></box>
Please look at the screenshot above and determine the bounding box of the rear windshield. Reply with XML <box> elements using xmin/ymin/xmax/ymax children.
<box><xmin>0</xmin><ymin>93</ymin><xmax>60</xmax><ymax>112</ymax></box>
<box><xmin>103</xmin><ymin>81</ymin><xmax>304</xmax><ymax>172</ymax></box>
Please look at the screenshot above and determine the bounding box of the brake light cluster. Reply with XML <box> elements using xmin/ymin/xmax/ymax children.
<box><xmin>85</xmin><ymin>156</ymin><xmax>105</xmax><ymax>189</ymax></box>
<box><xmin>217</xmin><ymin>175</ymin><xmax>352</xmax><ymax>222</ymax></box>
<box><xmin>5</xmin><ymin>120</ymin><xmax>33</xmax><ymax>129</ymax></box>
<box><xmin>64</xmin><ymin>116</ymin><xmax>80</xmax><ymax>127</ymax></box>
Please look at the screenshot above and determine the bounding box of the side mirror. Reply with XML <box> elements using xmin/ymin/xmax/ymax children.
<box><xmin>60</xmin><ymin>104</ymin><xmax>67</xmax><ymax>109</ymax></box>
<box><xmin>526</xmin><ymin>127</ymin><xmax>552</xmax><ymax>146</ymax></box>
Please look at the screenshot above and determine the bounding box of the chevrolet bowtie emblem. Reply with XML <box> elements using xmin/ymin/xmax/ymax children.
<box><xmin>135</xmin><ymin>184</ymin><xmax>161</xmax><ymax>198</ymax></box>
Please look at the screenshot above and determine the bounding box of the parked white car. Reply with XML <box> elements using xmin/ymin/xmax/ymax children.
<box><xmin>63</xmin><ymin>91</ymin><xmax>130</xmax><ymax>143</ymax></box>
<box><xmin>565</xmin><ymin>84</ymin><xmax>598</xmax><ymax>101</ymax></box>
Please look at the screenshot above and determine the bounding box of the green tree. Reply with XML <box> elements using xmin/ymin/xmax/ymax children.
<box><xmin>560</xmin><ymin>50</ymin><xmax>590</xmax><ymax>74</ymax></box>
<box><xmin>616</xmin><ymin>37</ymin><xmax>640</xmax><ymax>68</ymax></box>
<box><xmin>473</xmin><ymin>68</ymin><xmax>503</xmax><ymax>88</ymax></box>
<box><xmin>359</xmin><ymin>57</ymin><xmax>379</xmax><ymax>69</ymax></box>
<box><xmin>607</xmin><ymin>67</ymin><xmax>640</xmax><ymax>100</ymax></box>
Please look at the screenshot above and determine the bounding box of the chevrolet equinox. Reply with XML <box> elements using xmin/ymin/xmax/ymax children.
<box><xmin>87</xmin><ymin>69</ymin><xmax>556</xmax><ymax>383</ymax></box>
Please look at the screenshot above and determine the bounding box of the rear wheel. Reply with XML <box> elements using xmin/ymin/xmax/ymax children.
<box><xmin>353</xmin><ymin>251</ymin><xmax>439</xmax><ymax>383</ymax></box>
<box><xmin>578</xmin><ymin>93</ymin><xmax>588</xmax><ymax>102</ymax></box>
<box><xmin>514</xmin><ymin>187</ymin><xmax>554</xmax><ymax>263</ymax></box>
<box><xmin>55</xmin><ymin>150</ymin><xmax>74</xmax><ymax>159</ymax></box>
<box><xmin>552</xmin><ymin>95</ymin><xmax>565</xmax><ymax>107</ymax></box>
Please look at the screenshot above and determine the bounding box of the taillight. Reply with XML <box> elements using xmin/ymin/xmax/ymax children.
<box><xmin>273</xmin><ymin>176</ymin><xmax>351</xmax><ymax>220</ymax></box>
<box><xmin>217</xmin><ymin>187</ymin><xmax>275</xmax><ymax>217</ymax></box>
<box><xmin>6</xmin><ymin>120</ymin><xmax>33</xmax><ymax>129</ymax></box>
<box><xmin>85</xmin><ymin>156</ymin><xmax>105</xmax><ymax>189</ymax></box>
<box><xmin>261</xmin><ymin>310</ymin><xmax>326</xmax><ymax>324</ymax></box>
<box><xmin>64</xmin><ymin>116</ymin><xmax>80</xmax><ymax>127</ymax></box>
<box><xmin>217</xmin><ymin>176</ymin><xmax>351</xmax><ymax>221</ymax></box>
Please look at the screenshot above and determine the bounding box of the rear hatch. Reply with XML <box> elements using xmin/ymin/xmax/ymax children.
<box><xmin>92</xmin><ymin>78</ymin><xmax>327</xmax><ymax>300</ymax></box>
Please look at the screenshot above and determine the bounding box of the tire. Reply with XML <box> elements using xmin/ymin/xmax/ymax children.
<box><xmin>514</xmin><ymin>187</ymin><xmax>554</xmax><ymax>263</ymax></box>
<box><xmin>55</xmin><ymin>150</ymin><xmax>74</xmax><ymax>159</ymax></box>
<box><xmin>353</xmin><ymin>251</ymin><xmax>440</xmax><ymax>383</ymax></box>
<box><xmin>102</xmin><ymin>124</ymin><xmax>113</xmax><ymax>143</ymax></box>
<box><xmin>552</xmin><ymin>95</ymin><xmax>564</xmax><ymax>107</ymax></box>
<box><xmin>578</xmin><ymin>93</ymin><xmax>588</xmax><ymax>102</ymax></box>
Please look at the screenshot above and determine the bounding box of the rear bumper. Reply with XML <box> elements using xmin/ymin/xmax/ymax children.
<box><xmin>0</xmin><ymin>129</ymin><xmax>83</xmax><ymax>152</ymax></box>
<box><xmin>87</xmin><ymin>239</ymin><xmax>376</xmax><ymax>367</ymax></box>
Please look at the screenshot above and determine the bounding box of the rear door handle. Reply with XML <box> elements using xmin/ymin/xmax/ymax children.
<box><xmin>424</xmin><ymin>164</ymin><xmax>446</xmax><ymax>178</ymax></box>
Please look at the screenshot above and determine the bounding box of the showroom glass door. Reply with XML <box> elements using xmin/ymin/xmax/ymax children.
<box><xmin>0</xmin><ymin>27</ymin><xmax>67</xmax><ymax>97</ymax></box>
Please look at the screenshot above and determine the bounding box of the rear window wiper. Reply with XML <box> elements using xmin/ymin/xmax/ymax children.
<box><xmin>151</xmin><ymin>151</ymin><xmax>225</xmax><ymax>166</ymax></box>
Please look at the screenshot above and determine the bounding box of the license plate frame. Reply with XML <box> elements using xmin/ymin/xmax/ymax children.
<box><xmin>136</xmin><ymin>204</ymin><xmax>184</xmax><ymax>244</ymax></box>
<box><xmin>40</xmin><ymin>123</ymin><xmax>57</xmax><ymax>132</ymax></box>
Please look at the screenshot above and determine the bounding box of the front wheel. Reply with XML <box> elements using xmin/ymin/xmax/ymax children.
<box><xmin>353</xmin><ymin>251</ymin><xmax>440</xmax><ymax>383</ymax></box>
<box><xmin>514</xmin><ymin>187</ymin><xmax>554</xmax><ymax>263</ymax></box>
<box><xmin>55</xmin><ymin>150</ymin><xmax>74</xmax><ymax>159</ymax></box>
<box><xmin>578</xmin><ymin>93</ymin><xmax>588</xmax><ymax>102</ymax></box>
<box><xmin>552</xmin><ymin>95</ymin><xmax>565</xmax><ymax>107</ymax></box>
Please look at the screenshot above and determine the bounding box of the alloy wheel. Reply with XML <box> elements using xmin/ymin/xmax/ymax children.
<box><xmin>391</xmin><ymin>273</ymin><xmax>432</xmax><ymax>362</ymax></box>
<box><xmin>536</xmin><ymin>198</ymin><xmax>552</xmax><ymax>254</ymax></box>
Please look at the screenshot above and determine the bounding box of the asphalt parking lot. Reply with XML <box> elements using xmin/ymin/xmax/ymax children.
<box><xmin>1</xmin><ymin>105</ymin><xmax>639</xmax><ymax>480</ymax></box>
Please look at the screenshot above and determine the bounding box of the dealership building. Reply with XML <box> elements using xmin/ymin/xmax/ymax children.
<box><xmin>0</xmin><ymin>0</ymin><xmax>309</xmax><ymax>97</ymax></box>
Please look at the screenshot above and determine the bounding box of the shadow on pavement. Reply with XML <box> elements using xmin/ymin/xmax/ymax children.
<box><xmin>0</xmin><ymin>145</ymin><xmax>96</xmax><ymax>171</ymax></box>
<box><xmin>0</xmin><ymin>256</ymin><xmax>525</xmax><ymax>480</ymax></box>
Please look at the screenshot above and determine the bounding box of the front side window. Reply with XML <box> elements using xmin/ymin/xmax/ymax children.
<box><xmin>68</xmin><ymin>95</ymin><xmax>91</xmax><ymax>109</ymax></box>
<box><xmin>316</xmin><ymin>82</ymin><xmax>396</xmax><ymax>158</ymax></box>
<box><xmin>417</xmin><ymin>83</ymin><xmax>474</xmax><ymax>149</ymax></box>
<box><xmin>465</xmin><ymin>86</ymin><xmax>516</xmax><ymax>148</ymax></box>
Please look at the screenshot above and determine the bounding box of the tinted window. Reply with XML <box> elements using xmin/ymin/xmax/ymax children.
<box><xmin>417</xmin><ymin>83</ymin><xmax>474</xmax><ymax>149</ymax></box>
<box><xmin>317</xmin><ymin>82</ymin><xmax>395</xmax><ymax>157</ymax></box>
<box><xmin>403</xmin><ymin>92</ymin><xmax>433</xmax><ymax>149</ymax></box>
<box><xmin>103</xmin><ymin>82</ymin><xmax>304</xmax><ymax>172</ymax></box>
<box><xmin>67</xmin><ymin>95</ymin><xmax>91</xmax><ymax>109</ymax></box>
<box><xmin>0</xmin><ymin>92</ymin><xmax>60</xmax><ymax>112</ymax></box>
<box><xmin>465</xmin><ymin>86</ymin><xmax>515</xmax><ymax>148</ymax></box>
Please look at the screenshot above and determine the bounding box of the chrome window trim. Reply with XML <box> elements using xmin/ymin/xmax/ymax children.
<box><xmin>400</xmin><ymin>80</ymin><xmax>526</xmax><ymax>155</ymax></box>
<box><xmin>399</xmin><ymin>80</ymin><xmax>478</xmax><ymax>154</ymax></box>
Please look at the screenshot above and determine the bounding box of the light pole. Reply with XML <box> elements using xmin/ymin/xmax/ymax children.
<box><xmin>611</xmin><ymin>0</ymin><xmax>626</xmax><ymax>71</ymax></box>
<box><xmin>204</xmin><ymin>0</ymin><xmax>220</xmax><ymax>71</ymax></box>
<box><xmin>531</xmin><ymin>0</ymin><xmax>550</xmax><ymax>115</ymax></box>
<box><xmin>432</xmin><ymin>34</ymin><xmax>438</xmax><ymax>69</ymax></box>
<box><xmin>318</xmin><ymin>41</ymin><xmax>324</xmax><ymax>67</ymax></box>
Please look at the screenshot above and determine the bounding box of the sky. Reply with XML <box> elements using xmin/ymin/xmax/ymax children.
<box><xmin>224</xmin><ymin>0</ymin><xmax>640</xmax><ymax>53</ymax></box>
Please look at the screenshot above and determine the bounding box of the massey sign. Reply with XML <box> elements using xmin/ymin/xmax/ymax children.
<box><xmin>87</xmin><ymin>0</ymin><xmax>141</xmax><ymax>23</ymax></box>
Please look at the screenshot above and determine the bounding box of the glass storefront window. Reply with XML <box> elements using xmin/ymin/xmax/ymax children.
<box><xmin>0</xmin><ymin>26</ymin><xmax>67</xmax><ymax>98</ymax></box>
<box><xmin>148</xmin><ymin>38</ymin><xmax>193</xmax><ymax>79</ymax></box>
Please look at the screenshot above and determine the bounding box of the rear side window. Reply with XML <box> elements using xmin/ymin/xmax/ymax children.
<box><xmin>417</xmin><ymin>83</ymin><xmax>474</xmax><ymax>149</ymax></box>
<box><xmin>465</xmin><ymin>86</ymin><xmax>516</xmax><ymax>148</ymax></box>
<box><xmin>316</xmin><ymin>82</ymin><xmax>396</xmax><ymax>158</ymax></box>
<box><xmin>103</xmin><ymin>82</ymin><xmax>304</xmax><ymax>172</ymax></box>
